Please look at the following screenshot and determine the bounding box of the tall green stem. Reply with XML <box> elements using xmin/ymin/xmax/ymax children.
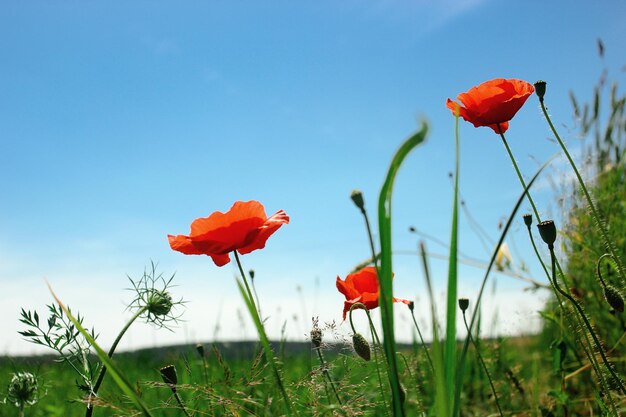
<box><xmin>233</xmin><ymin>252</ymin><xmax>295</xmax><ymax>416</ymax></box>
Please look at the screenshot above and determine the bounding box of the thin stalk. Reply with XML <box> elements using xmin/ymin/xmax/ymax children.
<box><xmin>539</xmin><ymin>98</ymin><xmax>626</xmax><ymax>284</ymax></box>
<box><xmin>408</xmin><ymin>307</ymin><xmax>434</xmax><ymax>375</ymax></box>
<box><xmin>461</xmin><ymin>309</ymin><xmax>503</xmax><ymax>417</ymax></box>
<box><xmin>314</xmin><ymin>347</ymin><xmax>342</xmax><ymax>405</ymax></box>
<box><xmin>86</xmin><ymin>306</ymin><xmax>148</xmax><ymax>417</ymax></box>
<box><xmin>233</xmin><ymin>252</ymin><xmax>296</xmax><ymax>417</ymax></box>
<box><xmin>172</xmin><ymin>391</ymin><xmax>192</xmax><ymax>417</ymax></box>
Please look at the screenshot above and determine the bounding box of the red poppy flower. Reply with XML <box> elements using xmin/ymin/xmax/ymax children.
<box><xmin>168</xmin><ymin>200</ymin><xmax>289</xmax><ymax>267</ymax></box>
<box><xmin>446</xmin><ymin>78</ymin><xmax>534</xmax><ymax>134</ymax></box>
<box><xmin>336</xmin><ymin>266</ymin><xmax>410</xmax><ymax>320</ymax></box>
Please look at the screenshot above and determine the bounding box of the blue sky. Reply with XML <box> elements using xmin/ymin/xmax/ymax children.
<box><xmin>1</xmin><ymin>1</ymin><xmax>625</xmax><ymax>354</ymax></box>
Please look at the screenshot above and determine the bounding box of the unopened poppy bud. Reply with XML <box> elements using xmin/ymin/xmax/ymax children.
<box><xmin>408</xmin><ymin>301</ymin><xmax>415</xmax><ymax>312</ymax></box>
<box><xmin>310</xmin><ymin>327</ymin><xmax>323</xmax><ymax>348</ymax></box>
<box><xmin>146</xmin><ymin>289</ymin><xmax>174</xmax><ymax>316</ymax></box>
<box><xmin>534</xmin><ymin>80</ymin><xmax>547</xmax><ymax>101</ymax></box>
<box><xmin>196</xmin><ymin>343</ymin><xmax>205</xmax><ymax>358</ymax></box>
<box><xmin>458</xmin><ymin>298</ymin><xmax>469</xmax><ymax>312</ymax></box>
<box><xmin>159</xmin><ymin>364</ymin><xmax>178</xmax><ymax>392</ymax></box>
<box><xmin>352</xmin><ymin>333</ymin><xmax>371</xmax><ymax>361</ymax></box>
<box><xmin>350</xmin><ymin>190</ymin><xmax>365</xmax><ymax>211</ymax></box>
<box><xmin>537</xmin><ymin>220</ymin><xmax>557</xmax><ymax>247</ymax></box>
<box><xmin>523</xmin><ymin>213</ymin><xmax>533</xmax><ymax>227</ymax></box>
<box><xmin>249</xmin><ymin>269</ymin><xmax>255</xmax><ymax>280</ymax></box>
<box><xmin>604</xmin><ymin>285</ymin><xmax>624</xmax><ymax>313</ymax></box>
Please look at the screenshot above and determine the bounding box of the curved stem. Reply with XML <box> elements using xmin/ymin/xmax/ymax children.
<box><xmin>85</xmin><ymin>305</ymin><xmax>148</xmax><ymax>417</ymax></box>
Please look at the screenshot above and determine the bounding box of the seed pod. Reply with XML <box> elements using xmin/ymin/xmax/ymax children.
<box><xmin>350</xmin><ymin>190</ymin><xmax>365</xmax><ymax>211</ymax></box>
<box><xmin>537</xmin><ymin>220</ymin><xmax>557</xmax><ymax>247</ymax></box>
<box><xmin>523</xmin><ymin>213</ymin><xmax>533</xmax><ymax>227</ymax></box>
<box><xmin>534</xmin><ymin>80</ymin><xmax>547</xmax><ymax>101</ymax></box>
<box><xmin>159</xmin><ymin>364</ymin><xmax>178</xmax><ymax>393</ymax></box>
<box><xmin>352</xmin><ymin>333</ymin><xmax>371</xmax><ymax>361</ymax></box>
<box><xmin>458</xmin><ymin>298</ymin><xmax>469</xmax><ymax>312</ymax></box>
<box><xmin>196</xmin><ymin>343</ymin><xmax>205</xmax><ymax>358</ymax></box>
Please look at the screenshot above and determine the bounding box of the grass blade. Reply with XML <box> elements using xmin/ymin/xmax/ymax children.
<box><xmin>378</xmin><ymin>121</ymin><xmax>428</xmax><ymax>416</ymax></box>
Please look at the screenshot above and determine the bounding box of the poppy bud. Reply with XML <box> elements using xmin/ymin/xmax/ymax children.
<box><xmin>249</xmin><ymin>269</ymin><xmax>255</xmax><ymax>280</ymax></box>
<box><xmin>350</xmin><ymin>189</ymin><xmax>365</xmax><ymax>211</ymax></box>
<box><xmin>352</xmin><ymin>333</ymin><xmax>371</xmax><ymax>361</ymax></box>
<box><xmin>458</xmin><ymin>298</ymin><xmax>469</xmax><ymax>312</ymax></box>
<box><xmin>604</xmin><ymin>285</ymin><xmax>625</xmax><ymax>313</ymax></box>
<box><xmin>408</xmin><ymin>301</ymin><xmax>415</xmax><ymax>312</ymax></box>
<box><xmin>523</xmin><ymin>213</ymin><xmax>533</xmax><ymax>228</ymax></box>
<box><xmin>537</xmin><ymin>220</ymin><xmax>557</xmax><ymax>247</ymax></box>
<box><xmin>159</xmin><ymin>364</ymin><xmax>178</xmax><ymax>392</ymax></box>
<box><xmin>534</xmin><ymin>80</ymin><xmax>547</xmax><ymax>101</ymax></box>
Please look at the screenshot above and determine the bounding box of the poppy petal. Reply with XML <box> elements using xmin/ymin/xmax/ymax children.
<box><xmin>237</xmin><ymin>210</ymin><xmax>290</xmax><ymax>255</ymax></box>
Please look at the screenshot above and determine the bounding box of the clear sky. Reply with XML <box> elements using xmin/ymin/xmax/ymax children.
<box><xmin>1</xmin><ymin>1</ymin><xmax>625</xmax><ymax>355</ymax></box>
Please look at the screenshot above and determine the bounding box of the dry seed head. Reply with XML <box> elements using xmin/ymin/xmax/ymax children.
<box><xmin>537</xmin><ymin>220</ymin><xmax>557</xmax><ymax>247</ymax></box>
<box><xmin>352</xmin><ymin>333</ymin><xmax>371</xmax><ymax>361</ymax></box>
<box><xmin>310</xmin><ymin>327</ymin><xmax>322</xmax><ymax>348</ymax></box>
<box><xmin>458</xmin><ymin>298</ymin><xmax>469</xmax><ymax>312</ymax></box>
<box><xmin>534</xmin><ymin>80</ymin><xmax>547</xmax><ymax>101</ymax></box>
<box><xmin>523</xmin><ymin>213</ymin><xmax>533</xmax><ymax>228</ymax></box>
<box><xmin>604</xmin><ymin>285</ymin><xmax>625</xmax><ymax>313</ymax></box>
<box><xmin>350</xmin><ymin>189</ymin><xmax>365</xmax><ymax>211</ymax></box>
<box><xmin>159</xmin><ymin>364</ymin><xmax>178</xmax><ymax>392</ymax></box>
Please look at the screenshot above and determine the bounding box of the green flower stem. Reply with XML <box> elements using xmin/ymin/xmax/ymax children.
<box><xmin>497</xmin><ymin>127</ymin><xmax>541</xmax><ymax>222</ymax></box>
<box><xmin>233</xmin><ymin>252</ymin><xmax>259</xmax><ymax>316</ymax></box>
<box><xmin>408</xmin><ymin>307</ymin><xmax>434</xmax><ymax>375</ymax></box>
<box><xmin>233</xmin><ymin>251</ymin><xmax>296</xmax><ymax>417</ymax></box>
<box><xmin>538</xmin><ymin>98</ymin><xmax>626</xmax><ymax>283</ymax></box>
<box><xmin>547</xmin><ymin>246</ymin><xmax>626</xmax><ymax>396</ymax></box>
<box><xmin>461</xmin><ymin>309</ymin><xmax>503</xmax><ymax>417</ymax></box>
<box><xmin>86</xmin><ymin>305</ymin><xmax>148</xmax><ymax>417</ymax></box>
